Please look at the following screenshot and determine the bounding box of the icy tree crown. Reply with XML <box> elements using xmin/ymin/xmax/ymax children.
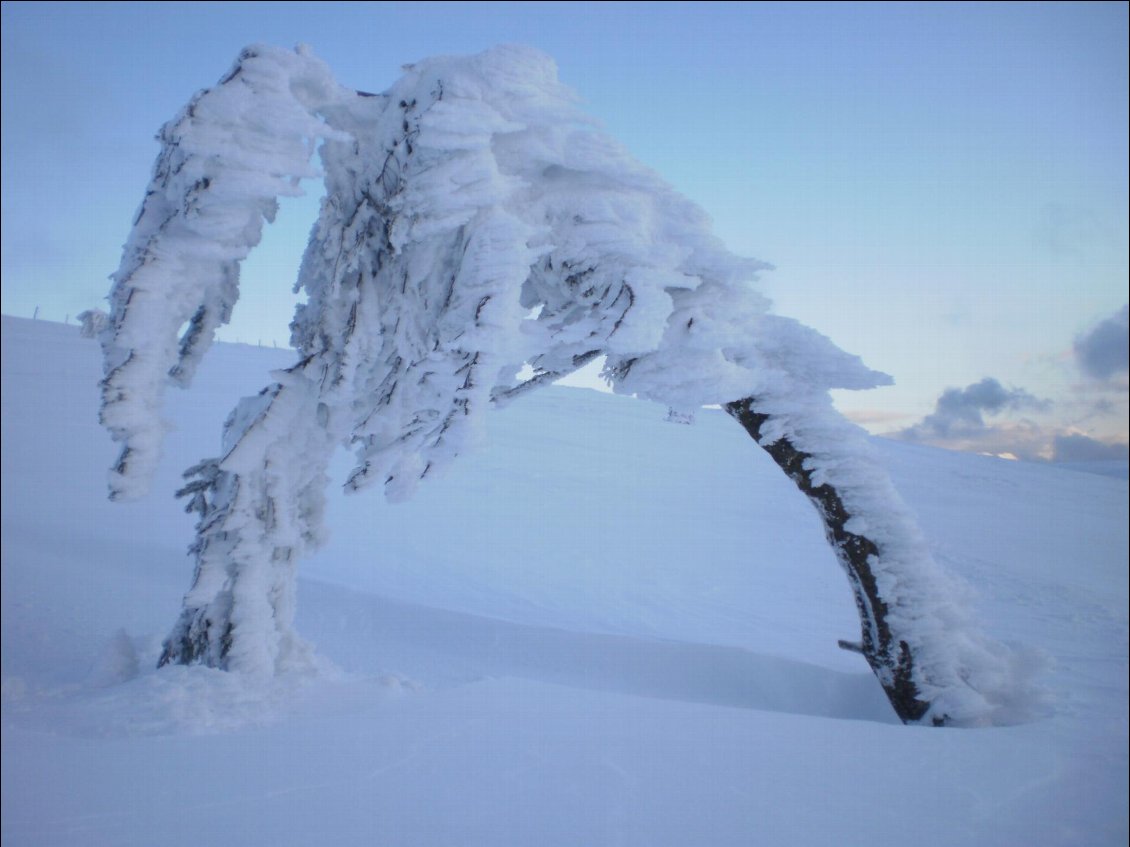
<box><xmin>99</xmin><ymin>44</ymin><xmax>887</xmax><ymax>502</ymax></box>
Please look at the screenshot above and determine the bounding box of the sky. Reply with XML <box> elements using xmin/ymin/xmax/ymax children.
<box><xmin>2</xmin><ymin>1</ymin><xmax>1127</xmax><ymax>461</ymax></box>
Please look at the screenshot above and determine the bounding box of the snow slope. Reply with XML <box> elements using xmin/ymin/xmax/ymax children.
<box><xmin>2</xmin><ymin>315</ymin><xmax>1127</xmax><ymax>846</ymax></box>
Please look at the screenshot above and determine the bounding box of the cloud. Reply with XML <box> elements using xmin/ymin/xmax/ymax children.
<box><xmin>891</xmin><ymin>376</ymin><xmax>1128</xmax><ymax>465</ymax></box>
<box><xmin>1051</xmin><ymin>434</ymin><xmax>1130</xmax><ymax>463</ymax></box>
<box><xmin>904</xmin><ymin>377</ymin><xmax>1051</xmax><ymax>440</ymax></box>
<box><xmin>891</xmin><ymin>377</ymin><xmax>1056</xmax><ymax>460</ymax></box>
<box><xmin>1074</xmin><ymin>305</ymin><xmax>1129</xmax><ymax>380</ymax></box>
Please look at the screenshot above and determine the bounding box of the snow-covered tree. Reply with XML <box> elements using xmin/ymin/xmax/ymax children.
<box><xmin>78</xmin><ymin>308</ymin><xmax>109</xmax><ymax>339</ymax></box>
<box><xmin>97</xmin><ymin>44</ymin><xmax>1032</xmax><ymax>725</ymax></box>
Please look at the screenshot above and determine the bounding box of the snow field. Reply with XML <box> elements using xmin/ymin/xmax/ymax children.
<box><xmin>2</xmin><ymin>316</ymin><xmax>1127</xmax><ymax>845</ymax></box>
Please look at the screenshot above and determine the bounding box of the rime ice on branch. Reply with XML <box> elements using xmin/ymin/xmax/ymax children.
<box><xmin>99</xmin><ymin>46</ymin><xmax>348</xmax><ymax>501</ymax></box>
<box><xmin>99</xmin><ymin>44</ymin><xmax>1034</xmax><ymax>725</ymax></box>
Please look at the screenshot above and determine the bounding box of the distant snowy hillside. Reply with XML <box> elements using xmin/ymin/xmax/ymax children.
<box><xmin>2</xmin><ymin>315</ymin><xmax>1127</xmax><ymax>846</ymax></box>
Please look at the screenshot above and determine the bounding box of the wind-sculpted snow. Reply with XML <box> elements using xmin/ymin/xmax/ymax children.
<box><xmin>95</xmin><ymin>45</ymin><xmax>1035</xmax><ymax>722</ymax></box>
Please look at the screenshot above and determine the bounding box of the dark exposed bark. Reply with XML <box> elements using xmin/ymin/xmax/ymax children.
<box><xmin>724</xmin><ymin>397</ymin><xmax>940</xmax><ymax>725</ymax></box>
<box><xmin>158</xmin><ymin>459</ymin><xmax>238</xmax><ymax>669</ymax></box>
<box><xmin>159</xmin><ymin>603</ymin><xmax>234</xmax><ymax>668</ymax></box>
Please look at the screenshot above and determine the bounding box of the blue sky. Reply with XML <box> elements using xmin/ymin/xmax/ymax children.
<box><xmin>2</xmin><ymin>1</ymin><xmax>1126</xmax><ymax>458</ymax></box>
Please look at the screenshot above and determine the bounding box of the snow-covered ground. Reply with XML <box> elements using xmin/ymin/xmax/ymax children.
<box><xmin>2</xmin><ymin>314</ymin><xmax>1127</xmax><ymax>846</ymax></box>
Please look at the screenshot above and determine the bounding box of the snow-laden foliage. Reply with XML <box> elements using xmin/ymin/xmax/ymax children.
<box><xmin>77</xmin><ymin>308</ymin><xmax>109</xmax><ymax>339</ymax></box>
<box><xmin>99</xmin><ymin>46</ymin><xmax>348</xmax><ymax>500</ymax></box>
<box><xmin>98</xmin><ymin>44</ymin><xmax>1032</xmax><ymax>723</ymax></box>
<box><xmin>102</xmin><ymin>44</ymin><xmax>886</xmax><ymax>505</ymax></box>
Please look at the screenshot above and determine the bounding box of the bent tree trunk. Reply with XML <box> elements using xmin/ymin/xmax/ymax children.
<box><xmin>725</xmin><ymin>397</ymin><xmax>936</xmax><ymax>725</ymax></box>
